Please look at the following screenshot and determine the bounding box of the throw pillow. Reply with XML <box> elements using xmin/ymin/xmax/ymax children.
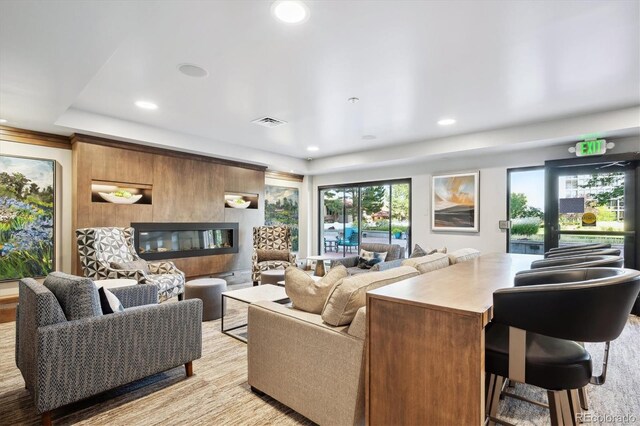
<box><xmin>97</xmin><ymin>286</ymin><xmax>125</xmax><ymax>314</ymax></box>
<box><xmin>321</xmin><ymin>266</ymin><xmax>420</xmax><ymax>326</ymax></box>
<box><xmin>426</xmin><ymin>246</ymin><xmax>447</xmax><ymax>255</ymax></box>
<box><xmin>357</xmin><ymin>257</ymin><xmax>384</xmax><ymax>269</ymax></box>
<box><xmin>285</xmin><ymin>265</ymin><xmax>348</xmax><ymax>314</ymax></box>
<box><xmin>357</xmin><ymin>249</ymin><xmax>388</xmax><ymax>269</ymax></box>
<box><xmin>409</xmin><ymin>244</ymin><xmax>427</xmax><ymax>258</ymax></box>
<box><xmin>256</xmin><ymin>249</ymin><xmax>290</xmax><ymax>262</ymax></box>
<box><xmin>110</xmin><ymin>259</ymin><xmax>150</xmax><ymax>273</ymax></box>
<box><xmin>43</xmin><ymin>272</ymin><xmax>102</xmax><ymax>320</ymax></box>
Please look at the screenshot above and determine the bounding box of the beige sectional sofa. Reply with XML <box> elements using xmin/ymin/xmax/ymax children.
<box><xmin>247</xmin><ymin>249</ymin><xmax>480</xmax><ymax>425</ymax></box>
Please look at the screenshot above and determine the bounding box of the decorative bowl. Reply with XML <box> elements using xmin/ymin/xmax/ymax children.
<box><xmin>226</xmin><ymin>199</ymin><xmax>251</xmax><ymax>209</ymax></box>
<box><xmin>98</xmin><ymin>192</ymin><xmax>143</xmax><ymax>205</ymax></box>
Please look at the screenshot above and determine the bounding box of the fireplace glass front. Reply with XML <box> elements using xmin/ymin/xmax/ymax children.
<box><xmin>132</xmin><ymin>222</ymin><xmax>239</xmax><ymax>260</ymax></box>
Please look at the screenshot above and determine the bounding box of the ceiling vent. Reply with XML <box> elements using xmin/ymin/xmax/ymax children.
<box><xmin>251</xmin><ymin>116</ymin><xmax>287</xmax><ymax>128</ymax></box>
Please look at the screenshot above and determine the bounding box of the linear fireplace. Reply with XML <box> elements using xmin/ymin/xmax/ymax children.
<box><xmin>132</xmin><ymin>222</ymin><xmax>239</xmax><ymax>261</ymax></box>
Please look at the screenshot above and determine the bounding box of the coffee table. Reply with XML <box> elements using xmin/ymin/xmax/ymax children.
<box><xmin>221</xmin><ymin>284</ymin><xmax>289</xmax><ymax>343</ymax></box>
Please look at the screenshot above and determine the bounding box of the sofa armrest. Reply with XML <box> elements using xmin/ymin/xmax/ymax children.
<box><xmin>331</xmin><ymin>256</ymin><xmax>359</xmax><ymax>268</ymax></box>
<box><xmin>248</xmin><ymin>301</ymin><xmax>365</xmax><ymax>426</ymax></box>
<box><xmin>110</xmin><ymin>284</ymin><xmax>159</xmax><ymax>307</ymax></box>
<box><xmin>34</xmin><ymin>299</ymin><xmax>202</xmax><ymax>414</ymax></box>
<box><xmin>347</xmin><ymin>306</ymin><xmax>366</xmax><ymax>339</ymax></box>
<box><xmin>370</xmin><ymin>259</ymin><xmax>404</xmax><ymax>272</ymax></box>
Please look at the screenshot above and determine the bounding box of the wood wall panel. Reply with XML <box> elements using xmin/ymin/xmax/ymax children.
<box><xmin>72</xmin><ymin>140</ymin><xmax>264</xmax><ymax>278</ymax></box>
<box><xmin>152</xmin><ymin>156</ymin><xmax>224</xmax><ymax>222</ymax></box>
<box><xmin>86</xmin><ymin>143</ymin><xmax>155</xmax><ymax>185</ymax></box>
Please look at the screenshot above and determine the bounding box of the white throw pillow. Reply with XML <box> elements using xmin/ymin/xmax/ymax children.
<box><xmin>95</xmin><ymin>285</ymin><xmax>124</xmax><ymax>314</ymax></box>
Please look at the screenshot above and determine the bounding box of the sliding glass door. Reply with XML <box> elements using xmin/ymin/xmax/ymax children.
<box><xmin>319</xmin><ymin>179</ymin><xmax>411</xmax><ymax>258</ymax></box>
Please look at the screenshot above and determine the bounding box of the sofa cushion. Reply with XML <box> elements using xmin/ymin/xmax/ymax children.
<box><xmin>285</xmin><ymin>265</ymin><xmax>348</xmax><ymax>314</ymax></box>
<box><xmin>448</xmin><ymin>248</ymin><xmax>481</xmax><ymax>264</ymax></box>
<box><xmin>257</xmin><ymin>249</ymin><xmax>290</xmax><ymax>262</ymax></box>
<box><xmin>346</xmin><ymin>266</ymin><xmax>370</xmax><ymax>276</ymax></box>
<box><xmin>322</xmin><ymin>266</ymin><xmax>419</xmax><ymax>326</ymax></box>
<box><xmin>110</xmin><ymin>259</ymin><xmax>149</xmax><ymax>273</ymax></box>
<box><xmin>359</xmin><ymin>243</ymin><xmax>403</xmax><ymax>261</ymax></box>
<box><xmin>402</xmin><ymin>252</ymin><xmax>450</xmax><ymax>274</ymax></box>
<box><xmin>43</xmin><ymin>272</ymin><xmax>102</xmax><ymax>320</ymax></box>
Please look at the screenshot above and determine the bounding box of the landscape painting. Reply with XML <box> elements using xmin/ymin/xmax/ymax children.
<box><xmin>265</xmin><ymin>185</ymin><xmax>299</xmax><ymax>251</ymax></box>
<box><xmin>432</xmin><ymin>171</ymin><xmax>479</xmax><ymax>232</ymax></box>
<box><xmin>0</xmin><ymin>155</ymin><xmax>55</xmax><ymax>280</ymax></box>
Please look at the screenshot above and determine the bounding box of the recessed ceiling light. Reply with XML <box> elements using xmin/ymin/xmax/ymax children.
<box><xmin>289</xmin><ymin>169</ymin><xmax>295</xmax><ymax>173</ymax></box>
<box><xmin>307</xmin><ymin>146</ymin><xmax>319</xmax><ymax>152</ymax></box>
<box><xmin>347</xmin><ymin>97</ymin><xmax>360</xmax><ymax>104</ymax></box>
<box><xmin>362</xmin><ymin>135</ymin><xmax>376</xmax><ymax>140</ymax></box>
<box><xmin>272</xmin><ymin>1</ymin><xmax>309</xmax><ymax>24</ymax></box>
<box><xmin>178</xmin><ymin>63</ymin><xmax>209</xmax><ymax>78</ymax></box>
<box><xmin>437</xmin><ymin>118</ymin><xmax>456</xmax><ymax>126</ymax></box>
<box><xmin>0</xmin><ymin>118</ymin><xmax>7</xmax><ymax>124</ymax></box>
<box><xmin>135</xmin><ymin>100</ymin><xmax>158</xmax><ymax>110</ymax></box>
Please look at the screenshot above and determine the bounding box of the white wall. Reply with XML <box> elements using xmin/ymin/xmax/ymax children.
<box><xmin>0</xmin><ymin>141</ymin><xmax>73</xmax><ymax>296</ymax></box>
<box><xmin>310</xmin><ymin>137</ymin><xmax>640</xmax><ymax>256</ymax></box>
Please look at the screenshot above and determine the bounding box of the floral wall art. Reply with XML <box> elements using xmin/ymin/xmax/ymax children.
<box><xmin>0</xmin><ymin>155</ymin><xmax>55</xmax><ymax>280</ymax></box>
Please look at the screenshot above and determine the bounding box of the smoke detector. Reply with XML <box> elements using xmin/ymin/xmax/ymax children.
<box><xmin>251</xmin><ymin>116</ymin><xmax>287</xmax><ymax>128</ymax></box>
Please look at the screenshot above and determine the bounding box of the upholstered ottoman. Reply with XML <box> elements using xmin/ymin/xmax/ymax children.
<box><xmin>260</xmin><ymin>269</ymin><xmax>286</xmax><ymax>286</ymax></box>
<box><xmin>184</xmin><ymin>278</ymin><xmax>227</xmax><ymax>321</ymax></box>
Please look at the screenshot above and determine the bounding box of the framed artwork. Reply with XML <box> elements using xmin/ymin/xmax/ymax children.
<box><xmin>0</xmin><ymin>155</ymin><xmax>55</xmax><ymax>280</ymax></box>
<box><xmin>265</xmin><ymin>184</ymin><xmax>299</xmax><ymax>251</ymax></box>
<box><xmin>432</xmin><ymin>171</ymin><xmax>479</xmax><ymax>232</ymax></box>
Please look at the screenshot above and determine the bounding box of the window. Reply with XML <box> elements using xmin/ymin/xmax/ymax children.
<box><xmin>319</xmin><ymin>179</ymin><xmax>411</xmax><ymax>258</ymax></box>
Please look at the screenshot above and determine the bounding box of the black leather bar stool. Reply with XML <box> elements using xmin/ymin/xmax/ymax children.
<box><xmin>547</xmin><ymin>243</ymin><xmax>610</xmax><ymax>254</ymax></box>
<box><xmin>525</xmin><ymin>255</ymin><xmax>624</xmax><ymax>272</ymax></box>
<box><xmin>485</xmin><ymin>268</ymin><xmax>640</xmax><ymax>426</ymax></box>
<box><xmin>544</xmin><ymin>248</ymin><xmax>621</xmax><ymax>259</ymax></box>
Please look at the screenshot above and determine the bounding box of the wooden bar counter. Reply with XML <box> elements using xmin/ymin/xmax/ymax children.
<box><xmin>366</xmin><ymin>253</ymin><xmax>540</xmax><ymax>425</ymax></box>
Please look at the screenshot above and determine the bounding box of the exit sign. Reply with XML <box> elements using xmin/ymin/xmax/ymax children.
<box><xmin>573</xmin><ymin>139</ymin><xmax>607</xmax><ymax>157</ymax></box>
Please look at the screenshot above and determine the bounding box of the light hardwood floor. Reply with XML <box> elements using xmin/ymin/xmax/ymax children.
<box><xmin>0</xmin><ymin>297</ymin><xmax>312</xmax><ymax>426</ymax></box>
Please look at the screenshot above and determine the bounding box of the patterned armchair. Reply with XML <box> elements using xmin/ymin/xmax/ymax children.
<box><xmin>76</xmin><ymin>227</ymin><xmax>185</xmax><ymax>302</ymax></box>
<box><xmin>252</xmin><ymin>225</ymin><xmax>297</xmax><ymax>284</ymax></box>
<box><xmin>16</xmin><ymin>272</ymin><xmax>202</xmax><ymax>424</ymax></box>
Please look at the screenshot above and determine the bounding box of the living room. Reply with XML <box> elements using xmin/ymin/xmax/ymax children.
<box><xmin>1</xmin><ymin>1</ymin><xmax>640</xmax><ymax>425</ymax></box>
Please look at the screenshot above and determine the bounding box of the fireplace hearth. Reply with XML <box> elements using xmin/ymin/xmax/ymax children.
<box><xmin>132</xmin><ymin>222</ymin><xmax>239</xmax><ymax>261</ymax></box>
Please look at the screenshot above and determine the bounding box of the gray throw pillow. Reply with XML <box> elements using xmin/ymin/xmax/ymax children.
<box><xmin>44</xmin><ymin>272</ymin><xmax>102</xmax><ymax>320</ymax></box>
<box><xmin>409</xmin><ymin>244</ymin><xmax>427</xmax><ymax>258</ymax></box>
<box><xmin>285</xmin><ymin>265</ymin><xmax>348</xmax><ymax>314</ymax></box>
<box><xmin>110</xmin><ymin>259</ymin><xmax>150</xmax><ymax>273</ymax></box>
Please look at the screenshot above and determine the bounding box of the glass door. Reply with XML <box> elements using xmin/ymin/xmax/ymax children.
<box><xmin>320</xmin><ymin>187</ymin><xmax>359</xmax><ymax>259</ymax></box>
<box><xmin>545</xmin><ymin>156</ymin><xmax>639</xmax><ymax>268</ymax></box>
<box><xmin>507</xmin><ymin>167</ymin><xmax>545</xmax><ymax>254</ymax></box>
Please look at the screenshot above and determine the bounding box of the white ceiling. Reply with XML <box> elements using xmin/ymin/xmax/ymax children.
<box><xmin>1</xmin><ymin>0</ymin><xmax>639</xmax><ymax>173</ymax></box>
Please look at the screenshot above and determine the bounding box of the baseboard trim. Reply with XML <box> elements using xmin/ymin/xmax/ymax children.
<box><xmin>0</xmin><ymin>295</ymin><xmax>18</xmax><ymax>323</ymax></box>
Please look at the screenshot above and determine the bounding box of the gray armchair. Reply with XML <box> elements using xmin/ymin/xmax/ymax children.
<box><xmin>76</xmin><ymin>227</ymin><xmax>185</xmax><ymax>302</ymax></box>
<box><xmin>16</xmin><ymin>272</ymin><xmax>202</xmax><ymax>425</ymax></box>
<box><xmin>331</xmin><ymin>242</ymin><xmax>405</xmax><ymax>275</ymax></box>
